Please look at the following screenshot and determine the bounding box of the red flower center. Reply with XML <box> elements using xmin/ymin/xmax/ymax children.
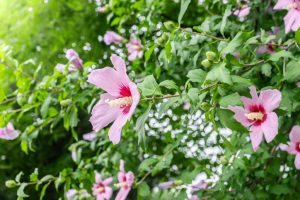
<box><xmin>246</xmin><ymin>104</ymin><xmax>267</xmax><ymax>126</ymax></box>
<box><xmin>96</xmin><ymin>183</ymin><xmax>106</xmax><ymax>193</ymax></box>
<box><xmin>296</xmin><ymin>142</ymin><xmax>300</xmax><ymax>152</ymax></box>
<box><xmin>119</xmin><ymin>85</ymin><xmax>132</xmax><ymax>114</ymax></box>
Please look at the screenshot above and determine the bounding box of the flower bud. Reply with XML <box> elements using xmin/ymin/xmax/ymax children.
<box><xmin>174</xmin><ymin>180</ymin><xmax>183</xmax><ymax>186</ymax></box>
<box><xmin>205</xmin><ymin>51</ymin><xmax>216</xmax><ymax>61</ymax></box>
<box><xmin>201</xmin><ymin>59</ymin><xmax>211</xmax><ymax>68</ymax></box>
<box><xmin>199</xmin><ymin>102</ymin><xmax>210</xmax><ymax>111</ymax></box>
<box><xmin>5</xmin><ymin>180</ymin><xmax>18</xmax><ymax>188</ymax></box>
<box><xmin>156</xmin><ymin>33</ymin><xmax>169</xmax><ymax>45</ymax></box>
<box><xmin>220</xmin><ymin>156</ymin><xmax>228</xmax><ymax>164</ymax></box>
<box><xmin>163</xmin><ymin>21</ymin><xmax>177</xmax><ymax>31</ymax></box>
<box><xmin>60</xmin><ymin>99</ymin><xmax>72</xmax><ymax>106</ymax></box>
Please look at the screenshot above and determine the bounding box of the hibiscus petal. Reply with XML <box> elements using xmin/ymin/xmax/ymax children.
<box><xmin>103</xmin><ymin>187</ymin><xmax>113</xmax><ymax>199</ymax></box>
<box><xmin>228</xmin><ymin>106</ymin><xmax>251</xmax><ymax>127</ymax></box>
<box><xmin>118</xmin><ymin>172</ymin><xmax>126</xmax><ymax>183</ymax></box>
<box><xmin>274</xmin><ymin>0</ymin><xmax>293</xmax><ymax>10</ymax></box>
<box><xmin>261</xmin><ymin>112</ymin><xmax>278</xmax><ymax>143</ymax></box>
<box><xmin>103</xmin><ymin>177</ymin><xmax>113</xmax><ymax>185</ymax></box>
<box><xmin>292</xmin><ymin>11</ymin><xmax>300</xmax><ymax>31</ymax></box>
<box><xmin>95</xmin><ymin>172</ymin><xmax>102</xmax><ymax>183</ymax></box>
<box><xmin>90</xmin><ymin>93</ymin><xmax>121</xmax><ymax>132</ymax></box>
<box><xmin>249</xmin><ymin>86</ymin><xmax>259</xmax><ymax>102</ymax></box>
<box><xmin>125</xmin><ymin>82</ymin><xmax>140</xmax><ymax>119</ymax></box>
<box><xmin>108</xmin><ymin>116</ymin><xmax>128</xmax><ymax>144</ymax></box>
<box><xmin>250</xmin><ymin>126</ymin><xmax>264</xmax><ymax>151</ymax></box>
<box><xmin>295</xmin><ymin>154</ymin><xmax>300</xmax><ymax>169</ymax></box>
<box><xmin>289</xmin><ymin>125</ymin><xmax>300</xmax><ymax>142</ymax></box>
<box><xmin>87</xmin><ymin>68</ymin><xmax>124</xmax><ymax>97</ymax></box>
<box><xmin>240</xmin><ymin>97</ymin><xmax>255</xmax><ymax>112</ymax></box>
<box><xmin>284</xmin><ymin>9</ymin><xmax>297</xmax><ymax>33</ymax></box>
<box><xmin>128</xmin><ymin>51</ymin><xmax>138</xmax><ymax>61</ymax></box>
<box><xmin>125</xmin><ymin>172</ymin><xmax>135</xmax><ymax>186</ymax></box>
<box><xmin>279</xmin><ymin>144</ymin><xmax>291</xmax><ymax>152</ymax></box>
<box><xmin>0</xmin><ymin>123</ymin><xmax>19</xmax><ymax>140</ymax></box>
<box><xmin>115</xmin><ymin>188</ymin><xmax>131</xmax><ymax>200</ymax></box>
<box><xmin>259</xmin><ymin>89</ymin><xmax>281</xmax><ymax>112</ymax></box>
<box><xmin>110</xmin><ymin>54</ymin><xmax>131</xmax><ymax>85</ymax></box>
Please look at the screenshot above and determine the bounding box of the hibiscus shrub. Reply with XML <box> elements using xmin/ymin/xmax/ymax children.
<box><xmin>1</xmin><ymin>0</ymin><xmax>300</xmax><ymax>199</ymax></box>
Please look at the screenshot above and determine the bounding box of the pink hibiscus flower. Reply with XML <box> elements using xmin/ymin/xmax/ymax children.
<box><xmin>115</xmin><ymin>160</ymin><xmax>134</xmax><ymax>200</ymax></box>
<box><xmin>87</xmin><ymin>54</ymin><xmax>140</xmax><ymax>144</ymax></box>
<box><xmin>234</xmin><ymin>5</ymin><xmax>251</xmax><ymax>18</ymax></box>
<box><xmin>0</xmin><ymin>123</ymin><xmax>19</xmax><ymax>140</ymax></box>
<box><xmin>190</xmin><ymin>195</ymin><xmax>200</xmax><ymax>200</ymax></box>
<box><xmin>104</xmin><ymin>31</ymin><xmax>125</xmax><ymax>45</ymax></box>
<box><xmin>126</xmin><ymin>37</ymin><xmax>143</xmax><ymax>61</ymax></box>
<box><xmin>92</xmin><ymin>172</ymin><xmax>113</xmax><ymax>200</ymax></box>
<box><xmin>66</xmin><ymin>49</ymin><xmax>83</xmax><ymax>70</ymax></box>
<box><xmin>228</xmin><ymin>86</ymin><xmax>281</xmax><ymax>151</ymax></box>
<box><xmin>274</xmin><ymin>0</ymin><xmax>300</xmax><ymax>33</ymax></box>
<box><xmin>279</xmin><ymin>126</ymin><xmax>300</xmax><ymax>169</ymax></box>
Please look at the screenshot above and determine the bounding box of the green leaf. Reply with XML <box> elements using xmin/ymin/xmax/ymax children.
<box><xmin>21</xmin><ymin>140</ymin><xmax>28</xmax><ymax>154</ymax></box>
<box><xmin>138</xmin><ymin>182</ymin><xmax>150</xmax><ymax>198</ymax></box>
<box><xmin>139</xmin><ymin>157</ymin><xmax>159</xmax><ymax>172</ymax></box>
<box><xmin>165</xmin><ymin>39</ymin><xmax>172</xmax><ymax>61</ymax></box>
<box><xmin>54</xmin><ymin>175</ymin><xmax>65</xmax><ymax>191</ymax></box>
<box><xmin>40</xmin><ymin>94</ymin><xmax>51</xmax><ymax>118</ymax></box>
<box><xmin>268</xmin><ymin>50</ymin><xmax>293</xmax><ymax>62</ymax></box>
<box><xmin>69</xmin><ymin>107</ymin><xmax>79</xmax><ymax>128</ymax></box>
<box><xmin>15</xmin><ymin>171</ymin><xmax>24</xmax><ymax>183</ymax></box>
<box><xmin>40</xmin><ymin>175</ymin><xmax>54</xmax><ymax>182</ymax></box>
<box><xmin>216</xmin><ymin>108</ymin><xmax>247</xmax><ymax>132</ymax></box>
<box><xmin>17</xmin><ymin>183</ymin><xmax>29</xmax><ymax>198</ymax></box>
<box><xmin>285</xmin><ymin>59</ymin><xmax>300</xmax><ymax>82</ymax></box>
<box><xmin>159</xmin><ymin>80</ymin><xmax>179</xmax><ymax>91</ymax></box>
<box><xmin>158</xmin><ymin>97</ymin><xmax>180</xmax><ymax>118</ymax></box>
<box><xmin>138</xmin><ymin>75</ymin><xmax>162</xmax><ymax>97</ymax></box>
<box><xmin>295</xmin><ymin>28</ymin><xmax>300</xmax><ymax>44</ymax></box>
<box><xmin>40</xmin><ymin>182</ymin><xmax>51</xmax><ymax>200</ymax></box>
<box><xmin>30</xmin><ymin>168</ymin><xmax>39</xmax><ymax>182</ymax></box>
<box><xmin>219</xmin><ymin>93</ymin><xmax>242</xmax><ymax>107</ymax></box>
<box><xmin>0</xmin><ymin>87</ymin><xmax>5</xmax><ymax>103</ymax></box>
<box><xmin>178</xmin><ymin>0</ymin><xmax>191</xmax><ymax>25</ymax></box>
<box><xmin>187</xmin><ymin>69</ymin><xmax>207</xmax><ymax>84</ymax></box>
<box><xmin>206</xmin><ymin>63</ymin><xmax>232</xmax><ymax>84</ymax></box>
<box><xmin>152</xmin><ymin>153</ymin><xmax>173</xmax><ymax>175</ymax></box>
<box><xmin>136</xmin><ymin>104</ymin><xmax>152</xmax><ymax>146</ymax></box>
<box><xmin>261</xmin><ymin>63</ymin><xmax>272</xmax><ymax>77</ymax></box>
<box><xmin>221</xmin><ymin>31</ymin><xmax>252</xmax><ymax>55</ymax></box>
<box><xmin>220</xmin><ymin>6</ymin><xmax>232</xmax><ymax>36</ymax></box>
<box><xmin>269</xmin><ymin>184</ymin><xmax>291</xmax><ymax>195</ymax></box>
<box><xmin>145</xmin><ymin>45</ymin><xmax>155</xmax><ymax>62</ymax></box>
<box><xmin>187</xmin><ymin>88</ymin><xmax>199</xmax><ymax>103</ymax></box>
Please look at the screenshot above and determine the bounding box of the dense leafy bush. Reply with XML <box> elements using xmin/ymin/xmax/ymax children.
<box><xmin>1</xmin><ymin>0</ymin><xmax>300</xmax><ymax>199</ymax></box>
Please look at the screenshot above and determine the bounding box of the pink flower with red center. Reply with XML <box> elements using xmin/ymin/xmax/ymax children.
<box><xmin>234</xmin><ymin>5</ymin><xmax>251</xmax><ymax>18</ymax></box>
<box><xmin>92</xmin><ymin>172</ymin><xmax>113</xmax><ymax>200</ymax></box>
<box><xmin>274</xmin><ymin>0</ymin><xmax>300</xmax><ymax>33</ymax></box>
<box><xmin>126</xmin><ymin>37</ymin><xmax>143</xmax><ymax>61</ymax></box>
<box><xmin>87</xmin><ymin>54</ymin><xmax>140</xmax><ymax>144</ymax></box>
<box><xmin>0</xmin><ymin>122</ymin><xmax>19</xmax><ymax>140</ymax></box>
<box><xmin>279</xmin><ymin>126</ymin><xmax>300</xmax><ymax>169</ymax></box>
<box><xmin>115</xmin><ymin>160</ymin><xmax>134</xmax><ymax>200</ymax></box>
<box><xmin>228</xmin><ymin>86</ymin><xmax>281</xmax><ymax>151</ymax></box>
<box><xmin>66</xmin><ymin>49</ymin><xmax>83</xmax><ymax>70</ymax></box>
<box><xmin>103</xmin><ymin>31</ymin><xmax>125</xmax><ymax>45</ymax></box>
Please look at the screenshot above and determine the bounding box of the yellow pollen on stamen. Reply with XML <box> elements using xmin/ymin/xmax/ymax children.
<box><xmin>245</xmin><ymin>112</ymin><xmax>264</xmax><ymax>121</ymax></box>
<box><xmin>286</xmin><ymin>3</ymin><xmax>297</xmax><ymax>10</ymax></box>
<box><xmin>106</xmin><ymin>97</ymin><xmax>133</xmax><ymax>107</ymax></box>
<box><xmin>97</xmin><ymin>187</ymin><xmax>104</xmax><ymax>192</ymax></box>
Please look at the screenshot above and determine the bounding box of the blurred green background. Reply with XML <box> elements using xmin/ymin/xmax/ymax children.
<box><xmin>0</xmin><ymin>0</ymin><xmax>105</xmax><ymax>199</ymax></box>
